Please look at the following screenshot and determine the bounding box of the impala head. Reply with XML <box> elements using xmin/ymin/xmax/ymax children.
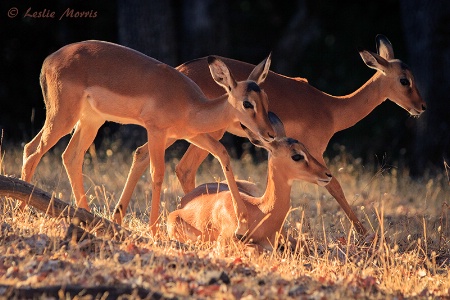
<box><xmin>359</xmin><ymin>34</ymin><xmax>426</xmax><ymax>117</ymax></box>
<box><xmin>244</xmin><ymin>112</ymin><xmax>332</xmax><ymax>187</ymax></box>
<box><xmin>208</xmin><ymin>54</ymin><xmax>276</xmax><ymax>142</ymax></box>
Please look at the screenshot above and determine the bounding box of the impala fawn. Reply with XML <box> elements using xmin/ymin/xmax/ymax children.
<box><xmin>167</xmin><ymin>112</ymin><xmax>332</xmax><ymax>250</ymax></box>
<box><xmin>117</xmin><ymin>35</ymin><xmax>426</xmax><ymax>236</ymax></box>
<box><xmin>21</xmin><ymin>40</ymin><xmax>276</xmax><ymax>236</ymax></box>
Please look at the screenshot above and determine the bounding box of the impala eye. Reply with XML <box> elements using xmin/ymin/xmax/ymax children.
<box><xmin>243</xmin><ymin>100</ymin><xmax>254</xmax><ymax>109</ymax></box>
<box><xmin>291</xmin><ymin>154</ymin><xmax>304</xmax><ymax>162</ymax></box>
<box><xmin>400</xmin><ymin>78</ymin><xmax>410</xmax><ymax>86</ymax></box>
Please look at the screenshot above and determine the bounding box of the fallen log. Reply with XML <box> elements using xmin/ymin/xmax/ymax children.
<box><xmin>0</xmin><ymin>174</ymin><xmax>130</xmax><ymax>240</ymax></box>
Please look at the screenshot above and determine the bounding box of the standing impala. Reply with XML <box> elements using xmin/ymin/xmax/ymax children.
<box><xmin>167</xmin><ymin>112</ymin><xmax>332</xmax><ymax>250</ymax></box>
<box><xmin>115</xmin><ymin>35</ymin><xmax>426</xmax><ymax>236</ymax></box>
<box><xmin>20</xmin><ymin>40</ymin><xmax>277</xmax><ymax>236</ymax></box>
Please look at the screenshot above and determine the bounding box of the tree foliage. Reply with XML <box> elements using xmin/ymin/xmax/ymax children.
<box><xmin>0</xmin><ymin>0</ymin><xmax>448</xmax><ymax>170</ymax></box>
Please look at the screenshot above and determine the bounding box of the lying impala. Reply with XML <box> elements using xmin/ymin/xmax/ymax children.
<box><xmin>20</xmin><ymin>40</ymin><xmax>277</xmax><ymax>236</ymax></box>
<box><xmin>167</xmin><ymin>112</ymin><xmax>332</xmax><ymax>250</ymax></box>
<box><xmin>114</xmin><ymin>35</ymin><xmax>426</xmax><ymax>236</ymax></box>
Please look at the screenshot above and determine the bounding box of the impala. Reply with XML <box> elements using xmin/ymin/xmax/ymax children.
<box><xmin>167</xmin><ymin>112</ymin><xmax>332</xmax><ymax>250</ymax></box>
<box><xmin>20</xmin><ymin>40</ymin><xmax>277</xmax><ymax>236</ymax></box>
<box><xmin>115</xmin><ymin>35</ymin><xmax>426</xmax><ymax>235</ymax></box>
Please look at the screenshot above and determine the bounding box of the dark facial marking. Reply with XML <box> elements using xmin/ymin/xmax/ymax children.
<box><xmin>247</xmin><ymin>81</ymin><xmax>261</xmax><ymax>93</ymax></box>
<box><xmin>207</xmin><ymin>56</ymin><xmax>217</xmax><ymax>64</ymax></box>
<box><xmin>286</xmin><ymin>138</ymin><xmax>299</xmax><ymax>145</ymax></box>
<box><xmin>400</xmin><ymin>62</ymin><xmax>410</xmax><ymax>71</ymax></box>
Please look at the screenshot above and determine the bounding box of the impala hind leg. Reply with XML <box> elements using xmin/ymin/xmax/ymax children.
<box><xmin>167</xmin><ymin>211</ymin><xmax>203</xmax><ymax>243</ymax></box>
<box><xmin>175</xmin><ymin>146</ymin><xmax>209</xmax><ymax>194</ymax></box>
<box><xmin>176</xmin><ymin>130</ymin><xmax>225</xmax><ymax>194</ymax></box>
<box><xmin>21</xmin><ymin>116</ymin><xmax>78</xmax><ymax>209</ymax></box>
<box><xmin>22</xmin><ymin>112</ymin><xmax>79</xmax><ymax>180</ymax></box>
<box><xmin>62</xmin><ymin>117</ymin><xmax>103</xmax><ymax>210</ymax></box>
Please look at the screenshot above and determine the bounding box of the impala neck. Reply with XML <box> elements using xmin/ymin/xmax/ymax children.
<box><xmin>192</xmin><ymin>94</ymin><xmax>236</xmax><ymax>131</ymax></box>
<box><xmin>332</xmin><ymin>71</ymin><xmax>386</xmax><ymax>132</ymax></box>
<box><xmin>259</xmin><ymin>156</ymin><xmax>292</xmax><ymax>216</ymax></box>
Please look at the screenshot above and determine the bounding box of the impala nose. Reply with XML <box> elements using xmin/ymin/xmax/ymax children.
<box><xmin>422</xmin><ymin>104</ymin><xmax>427</xmax><ymax>111</ymax></box>
<box><xmin>261</xmin><ymin>133</ymin><xmax>275</xmax><ymax>142</ymax></box>
<box><xmin>317</xmin><ymin>173</ymin><xmax>332</xmax><ymax>186</ymax></box>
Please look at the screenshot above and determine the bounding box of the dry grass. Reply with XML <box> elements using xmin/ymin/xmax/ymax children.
<box><xmin>0</xmin><ymin>139</ymin><xmax>449</xmax><ymax>299</ymax></box>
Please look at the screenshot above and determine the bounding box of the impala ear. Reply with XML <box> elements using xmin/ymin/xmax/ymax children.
<box><xmin>208</xmin><ymin>56</ymin><xmax>237</xmax><ymax>92</ymax></box>
<box><xmin>359</xmin><ymin>50</ymin><xmax>389</xmax><ymax>74</ymax></box>
<box><xmin>247</xmin><ymin>52</ymin><xmax>272</xmax><ymax>84</ymax></box>
<box><xmin>268</xmin><ymin>111</ymin><xmax>286</xmax><ymax>138</ymax></box>
<box><xmin>376</xmin><ymin>34</ymin><xmax>394</xmax><ymax>60</ymax></box>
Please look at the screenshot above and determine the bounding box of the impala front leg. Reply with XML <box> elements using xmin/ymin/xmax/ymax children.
<box><xmin>325</xmin><ymin>176</ymin><xmax>367</xmax><ymax>236</ymax></box>
<box><xmin>147</xmin><ymin>133</ymin><xmax>167</xmax><ymax>236</ymax></box>
<box><xmin>113</xmin><ymin>143</ymin><xmax>149</xmax><ymax>224</ymax></box>
<box><xmin>189</xmin><ymin>134</ymin><xmax>249</xmax><ymax>238</ymax></box>
<box><xmin>114</xmin><ymin>139</ymin><xmax>175</xmax><ymax>225</ymax></box>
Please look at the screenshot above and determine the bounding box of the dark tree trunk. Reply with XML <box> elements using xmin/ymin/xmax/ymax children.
<box><xmin>273</xmin><ymin>0</ymin><xmax>319</xmax><ymax>75</ymax></box>
<box><xmin>115</xmin><ymin>0</ymin><xmax>178</xmax><ymax>148</ymax></box>
<box><xmin>117</xmin><ymin>0</ymin><xmax>177</xmax><ymax>65</ymax></box>
<box><xmin>400</xmin><ymin>0</ymin><xmax>450</xmax><ymax>173</ymax></box>
<box><xmin>179</xmin><ymin>0</ymin><xmax>230</xmax><ymax>62</ymax></box>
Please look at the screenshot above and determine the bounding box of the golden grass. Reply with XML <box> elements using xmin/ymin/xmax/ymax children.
<box><xmin>0</xmin><ymin>140</ymin><xmax>449</xmax><ymax>299</ymax></box>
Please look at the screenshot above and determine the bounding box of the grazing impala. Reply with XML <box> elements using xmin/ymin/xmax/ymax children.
<box><xmin>115</xmin><ymin>35</ymin><xmax>426</xmax><ymax>235</ymax></box>
<box><xmin>167</xmin><ymin>112</ymin><xmax>332</xmax><ymax>250</ymax></box>
<box><xmin>20</xmin><ymin>40</ymin><xmax>277</xmax><ymax>236</ymax></box>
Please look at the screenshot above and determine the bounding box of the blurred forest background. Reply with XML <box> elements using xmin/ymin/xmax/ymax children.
<box><xmin>0</xmin><ymin>0</ymin><xmax>449</xmax><ymax>175</ymax></box>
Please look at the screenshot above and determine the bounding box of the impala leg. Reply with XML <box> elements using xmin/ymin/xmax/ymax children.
<box><xmin>176</xmin><ymin>129</ymin><xmax>225</xmax><ymax>194</ymax></box>
<box><xmin>21</xmin><ymin>115</ymin><xmax>78</xmax><ymax>209</ymax></box>
<box><xmin>175</xmin><ymin>146</ymin><xmax>209</xmax><ymax>194</ymax></box>
<box><xmin>113</xmin><ymin>143</ymin><xmax>149</xmax><ymax>224</ymax></box>
<box><xmin>22</xmin><ymin>130</ymin><xmax>45</xmax><ymax>183</ymax></box>
<box><xmin>114</xmin><ymin>139</ymin><xmax>175</xmax><ymax>225</ymax></box>
<box><xmin>189</xmin><ymin>133</ymin><xmax>249</xmax><ymax>238</ymax></box>
<box><xmin>62</xmin><ymin>118</ymin><xmax>103</xmax><ymax>211</ymax></box>
<box><xmin>167</xmin><ymin>210</ymin><xmax>203</xmax><ymax>243</ymax></box>
<box><xmin>147</xmin><ymin>133</ymin><xmax>167</xmax><ymax>236</ymax></box>
<box><xmin>325</xmin><ymin>176</ymin><xmax>367</xmax><ymax>236</ymax></box>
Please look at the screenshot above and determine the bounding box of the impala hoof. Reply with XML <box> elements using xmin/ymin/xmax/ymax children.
<box><xmin>235</xmin><ymin>233</ymin><xmax>248</xmax><ymax>242</ymax></box>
